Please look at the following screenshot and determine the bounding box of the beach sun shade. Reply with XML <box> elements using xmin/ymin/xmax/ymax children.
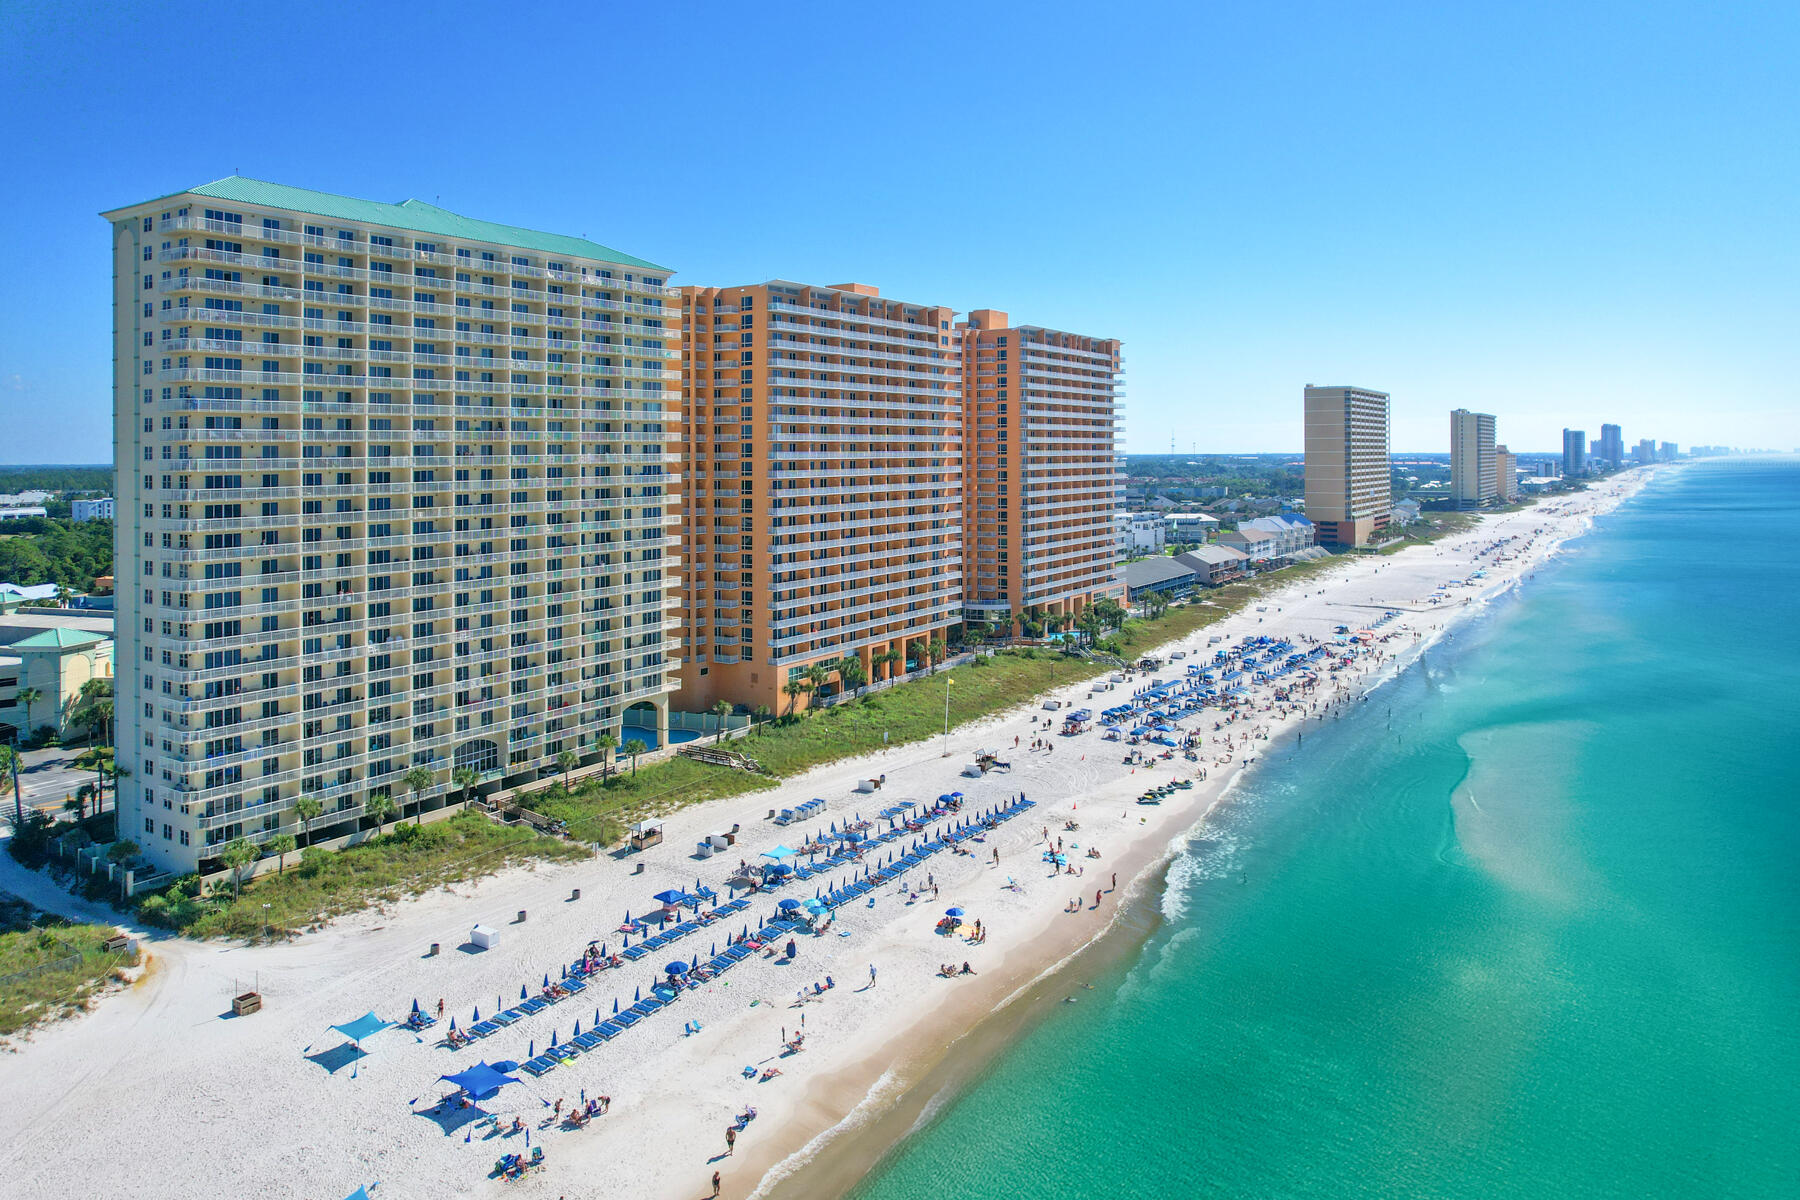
<box><xmin>777</xmin><ymin>898</ymin><xmax>802</xmax><ymax>910</ymax></box>
<box><xmin>653</xmin><ymin>889</ymin><xmax>687</xmax><ymax>906</ymax></box>
<box><xmin>764</xmin><ymin>845</ymin><xmax>797</xmax><ymax>860</ymax></box>
<box><xmin>438</xmin><ymin>1061</ymin><xmax>522</xmax><ymax>1101</ymax></box>
<box><xmin>330</xmin><ymin>1012</ymin><xmax>395</xmax><ymax>1045</ymax></box>
<box><xmin>945</xmin><ymin>907</ymin><xmax>965</xmax><ymax>917</ymax></box>
<box><xmin>666</xmin><ymin>960</ymin><xmax>689</xmax><ymax>975</ymax></box>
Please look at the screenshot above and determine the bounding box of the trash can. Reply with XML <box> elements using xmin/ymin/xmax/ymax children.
<box><xmin>571</xmin><ymin>888</ymin><xmax>581</xmax><ymax>901</ymax></box>
<box><xmin>429</xmin><ymin>942</ymin><xmax>440</xmax><ymax>957</ymax></box>
<box><xmin>516</xmin><ymin>909</ymin><xmax>527</xmax><ymax>924</ymax></box>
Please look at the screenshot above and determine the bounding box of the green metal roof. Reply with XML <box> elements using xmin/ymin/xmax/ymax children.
<box><xmin>10</xmin><ymin>627</ymin><xmax>107</xmax><ymax>650</ymax></box>
<box><xmin>117</xmin><ymin>176</ymin><xmax>671</xmax><ymax>273</ymax></box>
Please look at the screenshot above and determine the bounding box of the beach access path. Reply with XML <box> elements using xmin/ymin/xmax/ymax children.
<box><xmin>0</xmin><ymin>474</ymin><xmax>1650</xmax><ymax>1200</ymax></box>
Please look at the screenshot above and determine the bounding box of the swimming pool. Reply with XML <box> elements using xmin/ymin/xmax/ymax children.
<box><xmin>620</xmin><ymin>724</ymin><xmax>699</xmax><ymax>751</ymax></box>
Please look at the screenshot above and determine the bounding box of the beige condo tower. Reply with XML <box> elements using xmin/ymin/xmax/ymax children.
<box><xmin>1450</xmin><ymin>408</ymin><xmax>1498</xmax><ymax>507</ymax></box>
<box><xmin>1304</xmin><ymin>385</ymin><xmax>1391</xmax><ymax>547</ymax></box>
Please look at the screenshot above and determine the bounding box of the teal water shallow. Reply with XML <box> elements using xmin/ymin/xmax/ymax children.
<box><xmin>848</xmin><ymin>460</ymin><xmax>1800</xmax><ymax>1200</ymax></box>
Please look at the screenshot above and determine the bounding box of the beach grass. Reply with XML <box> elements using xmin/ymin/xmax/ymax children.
<box><xmin>138</xmin><ymin>813</ymin><xmax>589</xmax><ymax>940</ymax></box>
<box><xmin>0</xmin><ymin>898</ymin><xmax>136</xmax><ymax>1036</ymax></box>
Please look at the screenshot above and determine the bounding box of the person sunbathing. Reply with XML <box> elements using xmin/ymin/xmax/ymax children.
<box><xmin>760</xmin><ymin>1067</ymin><xmax>784</xmax><ymax>1081</ymax></box>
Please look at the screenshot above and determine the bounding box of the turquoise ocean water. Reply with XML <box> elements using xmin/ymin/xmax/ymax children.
<box><xmin>848</xmin><ymin>459</ymin><xmax>1800</xmax><ymax>1200</ymax></box>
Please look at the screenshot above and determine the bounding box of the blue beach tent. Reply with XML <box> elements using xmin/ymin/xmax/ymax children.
<box><xmin>438</xmin><ymin>1061</ymin><xmax>522</xmax><ymax>1101</ymax></box>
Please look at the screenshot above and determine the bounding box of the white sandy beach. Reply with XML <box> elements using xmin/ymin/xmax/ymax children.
<box><xmin>0</xmin><ymin>474</ymin><xmax>1651</xmax><ymax>1200</ymax></box>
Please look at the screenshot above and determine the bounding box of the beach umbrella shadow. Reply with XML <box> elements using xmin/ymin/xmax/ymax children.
<box><xmin>417</xmin><ymin>1101</ymin><xmax>490</xmax><ymax>1137</ymax></box>
<box><xmin>304</xmin><ymin>1043</ymin><xmax>367</xmax><ymax>1075</ymax></box>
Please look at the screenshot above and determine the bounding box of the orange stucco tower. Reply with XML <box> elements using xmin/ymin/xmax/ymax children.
<box><xmin>676</xmin><ymin>282</ymin><xmax>963</xmax><ymax>714</ymax></box>
<box><xmin>958</xmin><ymin>310</ymin><xmax>1124</xmax><ymax>634</ymax></box>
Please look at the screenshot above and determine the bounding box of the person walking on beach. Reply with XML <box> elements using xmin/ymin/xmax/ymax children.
<box><xmin>726</xmin><ymin>1125</ymin><xmax>736</xmax><ymax>1154</ymax></box>
<box><xmin>1111</xmin><ymin>872</ymin><xmax>1117</xmax><ymax>891</ymax></box>
<box><xmin>712</xmin><ymin>1169</ymin><xmax>722</xmax><ymax>1196</ymax></box>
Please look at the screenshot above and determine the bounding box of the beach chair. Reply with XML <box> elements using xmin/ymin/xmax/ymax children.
<box><xmin>594</xmin><ymin>1020</ymin><xmax>622</xmax><ymax>1040</ymax></box>
<box><xmin>613</xmin><ymin>1010</ymin><xmax>642</xmax><ymax>1029</ymax></box>
<box><xmin>573</xmin><ymin>1031</ymin><xmax>604</xmax><ymax>1051</ymax></box>
<box><xmin>519</xmin><ymin>997</ymin><xmax>549</xmax><ymax>1016</ymax></box>
<box><xmin>469</xmin><ymin>1020</ymin><xmax>501</xmax><ymax>1039</ymax></box>
<box><xmin>521</xmin><ymin>1056</ymin><xmax>557</xmax><ymax>1076</ymax></box>
<box><xmin>621</xmin><ymin>944</ymin><xmax>649</xmax><ymax>962</ymax></box>
<box><xmin>564</xmin><ymin>978</ymin><xmax>588</xmax><ymax>996</ymax></box>
<box><xmin>492</xmin><ymin>1010</ymin><xmax>521</xmax><ymax>1027</ymax></box>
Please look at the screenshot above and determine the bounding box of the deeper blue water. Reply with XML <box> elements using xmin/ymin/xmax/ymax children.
<box><xmin>849</xmin><ymin>459</ymin><xmax>1800</xmax><ymax>1200</ymax></box>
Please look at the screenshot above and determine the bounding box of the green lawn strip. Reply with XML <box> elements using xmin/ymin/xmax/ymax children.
<box><xmin>0</xmin><ymin>898</ymin><xmax>135</xmax><ymax>1036</ymax></box>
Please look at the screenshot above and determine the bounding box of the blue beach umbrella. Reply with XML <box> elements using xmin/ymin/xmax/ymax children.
<box><xmin>411</xmin><ymin>998</ymin><xmax>421</xmax><ymax>1014</ymax></box>
<box><xmin>449</xmin><ymin>1016</ymin><xmax>457</xmax><ymax>1031</ymax></box>
<box><xmin>473</xmin><ymin>1006</ymin><xmax>481</xmax><ymax>1021</ymax></box>
<box><xmin>946</xmin><ymin>906</ymin><xmax>965</xmax><ymax>917</ymax></box>
<box><xmin>612</xmin><ymin>998</ymin><xmax>619</xmax><ymax>1014</ymax></box>
<box><xmin>574</xmin><ymin>1020</ymin><xmax>582</xmax><ymax>1036</ymax></box>
<box><xmin>634</xmin><ymin>986</ymin><xmax>641</xmax><ymax>1002</ymax></box>
<box><xmin>778</xmin><ymin>898</ymin><xmax>801</xmax><ymax>911</ymax></box>
<box><xmin>520</xmin><ymin>984</ymin><xmax>529</xmax><ymax>1000</ymax></box>
<box><xmin>543</xmin><ymin>973</ymin><xmax>551</xmax><ymax>989</ymax></box>
<box><xmin>691</xmin><ymin>953</ymin><xmax>699</xmax><ymax>969</ymax></box>
<box><xmin>550</xmin><ymin>1030</ymin><xmax>558</xmax><ymax>1047</ymax></box>
<box><xmin>528</xmin><ymin>1039</ymin><xmax>534</xmax><ymax>1057</ymax></box>
<box><xmin>666</xmin><ymin>961</ymin><xmax>689</xmax><ymax>975</ymax></box>
<box><xmin>595</xmin><ymin>1007</ymin><xmax>601</xmax><ymax>1024</ymax></box>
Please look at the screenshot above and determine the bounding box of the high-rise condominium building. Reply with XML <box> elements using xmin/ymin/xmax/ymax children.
<box><xmin>104</xmin><ymin>178</ymin><xmax>680</xmax><ymax>875</ymax></box>
<box><xmin>958</xmin><ymin>310</ymin><xmax>1124</xmax><ymax>632</ymax></box>
<box><xmin>675</xmin><ymin>282</ymin><xmax>962</xmax><ymax>715</ymax></box>
<box><xmin>1562</xmin><ymin>429</ymin><xmax>1588</xmax><ymax>477</ymax></box>
<box><xmin>1495</xmin><ymin>444</ymin><xmax>1519</xmax><ymax>501</ymax></box>
<box><xmin>1636</xmin><ymin>438</ymin><xmax>1657</xmax><ymax>464</ymax></box>
<box><xmin>1449</xmin><ymin>408</ymin><xmax>1498</xmax><ymax>507</ymax></box>
<box><xmin>1659</xmin><ymin>441</ymin><xmax>1678</xmax><ymax>461</ymax></box>
<box><xmin>1303</xmin><ymin>385</ymin><xmax>1391</xmax><ymax>547</ymax></box>
<box><xmin>1598</xmin><ymin>423</ymin><xmax>1624</xmax><ymax>469</ymax></box>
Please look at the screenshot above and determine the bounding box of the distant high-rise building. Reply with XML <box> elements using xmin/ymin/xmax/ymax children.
<box><xmin>959</xmin><ymin>309</ymin><xmax>1124</xmax><ymax>633</ymax></box>
<box><xmin>103</xmin><ymin>177</ymin><xmax>681</xmax><ymax>876</ymax></box>
<box><xmin>1304</xmin><ymin>385</ymin><xmax>1391</xmax><ymax>547</ymax></box>
<box><xmin>1659</xmin><ymin>441</ymin><xmax>1679</xmax><ymax>461</ymax></box>
<box><xmin>676</xmin><ymin>281</ymin><xmax>963</xmax><ymax>715</ymax></box>
<box><xmin>1449</xmin><ymin>409</ymin><xmax>1498</xmax><ymax>507</ymax></box>
<box><xmin>1635</xmin><ymin>438</ymin><xmax>1657</xmax><ymax>464</ymax></box>
<box><xmin>1562</xmin><ymin>429</ymin><xmax>1588</xmax><ymax>477</ymax></box>
<box><xmin>1495</xmin><ymin>444</ymin><xmax>1518</xmax><ymax>501</ymax></box>
<box><xmin>1598</xmin><ymin>423</ymin><xmax>1624</xmax><ymax>469</ymax></box>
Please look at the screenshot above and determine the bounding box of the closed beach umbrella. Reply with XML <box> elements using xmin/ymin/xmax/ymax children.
<box><xmin>520</xmin><ymin>984</ymin><xmax>529</xmax><ymax>1000</ymax></box>
<box><xmin>449</xmin><ymin>1016</ymin><xmax>457</xmax><ymax>1031</ymax></box>
<box><xmin>634</xmin><ymin>986</ymin><xmax>641</xmax><ymax>1002</ymax></box>
<box><xmin>411</xmin><ymin>998</ymin><xmax>421</xmax><ymax>1014</ymax></box>
<box><xmin>711</xmin><ymin>942</ymin><xmax>717</xmax><ymax>955</ymax></box>
<box><xmin>574</xmin><ymin>1020</ymin><xmax>582</xmax><ymax>1037</ymax></box>
<box><xmin>550</xmin><ymin>1030</ymin><xmax>558</xmax><ymax>1048</ymax></box>
<box><xmin>473</xmin><ymin>1006</ymin><xmax>481</xmax><ymax>1021</ymax></box>
<box><xmin>528</xmin><ymin>1039</ymin><xmax>535</xmax><ymax>1058</ymax></box>
<box><xmin>691</xmin><ymin>953</ymin><xmax>699</xmax><ymax>969</ymax></box>
<box><xmin>612</xmin><ymin>998</ymin><xmax>619</xmax><ymax>1014</ymax></box>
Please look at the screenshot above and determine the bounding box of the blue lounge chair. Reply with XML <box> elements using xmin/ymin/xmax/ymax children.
<box><xmin>613</xmin><ymin>1011</ymin><xmax>642</xmax><ymax>1029</ymax></box>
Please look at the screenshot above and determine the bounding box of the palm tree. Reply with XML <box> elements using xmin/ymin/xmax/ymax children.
<box><xmin>293</xmin><ymin>795</ymin><xmax>324</xmax><ymax>847</ymax></box>
<box><xmin>802</xmin><ymin>663</ymin><xmax>832</xmax><ymax>708</ymax></box>
<box><xmin>556</xmin><ymin>748</ymin><xmax>579</xmax><ymax>790</ymax></box>
<box><xmin>219</xmin><ymin>837</ymin><xmax>257</xmax><ymax>899</ymax></box>
<box><xmin>0</xmin><ymin>745</ymin><xmax>23</xmax><ymax>829</ymax></box>
<box><xmin>363</xmin><ymin>790</ymin><xmax>397</xmax><ymax>836</ymax></box>
<box><xmin>452</xmin><ymin>766</ymin><xmax>480</xmax><ymax>809</ymax></box>
<box><xmin>838</xmin><ymin>657</ymin><xmax>868</xmax><ymax>697</ymax></box>
<box><xmin>621</xmin><ymin>738</ymin><xmax>648</xmax><ymax>777</ymax></box>
<box><xmin>926</xmin><ymin>639</ymin><xmax>947</xmax><ymax>674</ymax></box>
<box><xmin>712</xmin><ymin>700</ymin><xmax>732</xmax><ymax>744</ymax></box>
<box><xmin>751</xmin><ymin>704</ymin><xmax>771</xmax><ymax>734</ymax></box>
<box><xmin>782</xmin><ymin>679</ymin><xmax>810</xmax><ymax>717</ymax></box>
<box><xmin>16</xmin><ymin>687</ymin><xmax>42</xmax><ymax>742</ymax></box>
<box><xmin>402</xmin><ymin>766</ymin><xmax>433</xmax><ymax>825</ymax></box>
<box><xmin>268</xmin><ymin>833</ymin><xmax>297</xmax><ymax>874</ymax></box>
<box><xmin>595</xmin><ymin>731</ymin><xmax>618</xmax><ymax>779</ymax></box>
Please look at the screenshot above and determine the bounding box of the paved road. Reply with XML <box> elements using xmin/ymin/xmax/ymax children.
<box><xmin>3</xmin><ymin>747</ymin><xmax>100</xmax><ymax>825</ymax></box>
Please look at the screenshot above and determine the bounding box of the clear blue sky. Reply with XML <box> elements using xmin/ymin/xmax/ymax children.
<box><xmin>2</xmin><ymin>0</ymin><xmax>1795</xmax><ymax>460</ymax></box>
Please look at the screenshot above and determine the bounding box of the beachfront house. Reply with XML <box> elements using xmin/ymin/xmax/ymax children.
<box><xmin>1174</xmin><ymin>544</ymin><xmax>1250</xmax><ymax>586</ymax></box>
<box><xmin>1125</xmin><ymin>557</ymin><xmax>1198</xmax><ymax>603</ymax></box>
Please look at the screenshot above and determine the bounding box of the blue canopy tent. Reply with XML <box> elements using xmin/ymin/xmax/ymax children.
<box><xmin>344</xmin><ymin>1187</ymin><xmax>378</xmax><ymax>1200</ymax></box>
<box><xmin>331</xmin><ymin>1012</ymin><xmax>396</xmax><ymax>1048</ymax></box>
<box><xmin>653</xmin><ymin>888</ymin><xmax>687</xmax><ymax>907</ymax></box>
<box><xmin>438</xmin><ymin>1061</ymin><xmax>523</xmax><ymax>1101</ymax></box>
<box><xmin>763</xmin><ymin>845</ymin><xmax>797</xmax><ymax>861</ymax></box>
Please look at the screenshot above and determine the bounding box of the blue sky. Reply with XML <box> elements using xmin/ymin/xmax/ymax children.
<box><xmin>1</xmin><ymin>0</ymin><xmax>1795</xmax><ymax>461</ymax></box>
